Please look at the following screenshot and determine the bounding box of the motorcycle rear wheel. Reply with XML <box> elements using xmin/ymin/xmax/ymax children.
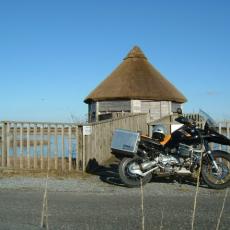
<box><xmin>202</xmin><ymin>151</ymin><xmax>230</xmax><ymax>189</ymax></box>
<box><xmin>119</xmin><ymin>158</ymin><xmax>152</xmax><ymax>188</ymax></box>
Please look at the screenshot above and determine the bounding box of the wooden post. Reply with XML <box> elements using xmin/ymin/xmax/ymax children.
<box><xmin>1</xmin><ymin>122</ymin><xmax>7</xmax><ymax>167</ymax></box>
<box><xmin>77</xmin><ymin>126</ymin><xmax>83</xmax><ymax>171</ymax></box>
<box><xmin>61</xmin><ymin>125</ymin><xmax>65</xmax><ymax>171</ymax></box>
<box><xmin>68</xmin><ymin>126</ymin><xmax>72</xmax><ymax>171</ymax></box>
<box><xmin>82</xmin><ymin>133</ymin><xmax>86</xmax><ymax>172</ymax></box>
<box><xmin>75</xmin><ymin>125</ymin><xmax>79</xmax><ymax>171</ymax></box>
<box><xmin>47</xmin><ymin>125</ymin><xmax>51</xmax><ymax>170</ymax></box>
<box><xmin>20</xmin><ymin>123</ymin><xmax>23</xmax><ymax>169</ymax></box>
<box><xmin>40</xmin><ymin>124</ymin><xmax>44</xmax><ymax>170</ymax></box>
<box><xmin>54</xmin><ymin>125</ymin><xmax>58</xmax><ymax>170</ymax></box>
<box><xmin>7</xmin><ymin>122</ymin><xmax>11</xmax><ymax>167</ymax></box>
<box><xmin>34</xmin><ymin>124</ymin><xmax>38</xmax><ymax>169</ymax></box>
<box><xmin>27</xmin><ymin>124</ymin><xmax>30</xmax><ymax>169</ymax></box>
<box><xmin>13</xmin><ymin>123</ymin><xmax>17</xmax><ymax>168</ymax></box>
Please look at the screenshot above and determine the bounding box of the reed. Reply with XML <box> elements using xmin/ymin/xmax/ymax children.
<box><xmin>140</xmin><ymin>178</ymin><xmax>145</xmax><ymax>230</ymax></box>
<box><xmin>216</xmin><ymin>188</ymin><xmax>229</xmax><ymax>230</ymax></box>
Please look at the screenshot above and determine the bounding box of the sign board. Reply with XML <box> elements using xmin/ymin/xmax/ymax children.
<box><xmin>83</xmin><ymin>126</ymin><xmax>92</xmax><ymax>136</ymax></box>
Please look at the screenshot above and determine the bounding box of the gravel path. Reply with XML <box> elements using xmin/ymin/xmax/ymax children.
<box><xmin>0</xmin><ymin>169</ymin><xmax>229</xmax><ymax>230</ymax></box>
<box><xmin>0</xmin><ymin>173</ymin><xmax>227</xmax><ymax>195</ymax></box>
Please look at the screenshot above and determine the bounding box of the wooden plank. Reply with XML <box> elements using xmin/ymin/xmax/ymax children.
<box><xmin>77</xmin><ymin>126</ymin><xmax>83</xmax><ymax>171</ymax></box>
<box><xmin>3</xmin><ymin>121</ymin><xmax>76</xmax><ymax>126</ymax></box>
<box><xmin>40</xmin><ymin>124</ymin><xmax>44</xmax><ymax>170</ymax></box>
<box><xmin>34</xmin><ymin>124</ymin><xmax>38</xmax><ymax>169</ymax></box>
<box><xmin>27</xmin><ymin>124</ymin><xmax>31</xmax><ymax>169</ymax></box>
<box><xmin>7</xmin><ymin>122</ymin><xmax>11</xmax><ymax>167</ymax></box>
<box><xmin>99</xmin><ymin>100</ymin><xmax>131</xmax><ymax>112</ymax></box>
<box><xmin>47</xmin><ymin>125</ymin><xmax>51</xmax><ymax>170</ymax></box>
<box><xmin>75</xmin><ymin>125</ymin><xmax>79</xmax><ymax>171</ymax></box>
<box><xmin>61</xmin><ymin>125</ymin><xmax>65</xmax><ymax>171</ymax></box>
<box><xmin>1</xmin><ymin>122</ymin><xmax>7</xmax><ymax>167</ymax></box>
<box><xmin>93</xmin><ymin>125</ymin><xmax>97</xmax><ymax>164</ymax></box>
<box><xmin>54</xmin><ymin>125</ymin><xmax>58</xmax><ymax>170</ymax></box>
<box><xmin>20</xmin><ymin>123</ymin><xmax>23</xmax><ymax>169</ymax></box>
<box><xmin>82</xmin><ymin>133</ymin><xmax>86</xmax><ymax>172</ymax></box>
<box><xmin>13</xmin><ymin>123</ymin><xmax>17</xmax><ymax>167</ymax></box>
<box><xmin>68</xmin><ymin>126</ymin><xmax>72</xmax><ymax>171</ymax></box>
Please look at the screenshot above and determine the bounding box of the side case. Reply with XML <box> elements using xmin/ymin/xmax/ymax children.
<box><xmin>111</xmin><ymin>129</ymin><xmax>140</xmax><ymax>157</ymax></box>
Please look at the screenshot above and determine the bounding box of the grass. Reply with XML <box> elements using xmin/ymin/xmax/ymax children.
<box><xmin>0</xmin><ymin>167</ymin><xmax>91</xmax><ymax>180</ymax></box>
<box><xmin>216</xmin><ymin>188</ymin><xmax>229</xmax><ymax>230</ymax></box>
<box><xmin>140</xmin><ymin>178</ymin><xmax>145</xmax><ymax>230</ymax></box>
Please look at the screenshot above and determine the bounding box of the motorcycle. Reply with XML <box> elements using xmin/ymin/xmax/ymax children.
<box><xmin>111</xmin><ymin>109</ymin><xmax>230</xmax><ymax>189</ymax></box>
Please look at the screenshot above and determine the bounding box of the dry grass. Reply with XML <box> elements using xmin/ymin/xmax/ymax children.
<box><xmin>0</xmin><ymin>167</ymin><xmax>91</xmax><ymax>180</ymax></box>
<box><xmin>41</xmin><ymin>169</ymin><xmax>49</xmax><ymax>229</ymax></box>
<box><xmin>140</xmin><ymin>178</ymin><xmax>145</xmax><ymax>230</ymax></box>
<box><xmin>216</xmin><ymin>188</ymin><xmax>229</xmax><ymax>230</ymax></box>
<box><xmin>191</xmin><ymin>166</ymin><xmax>202</xmax><ymax>230</ymax></box>
<box><xmin>160</xmin><ymin>208</ymin><xmax>164</xmax><ymax>230</ymax></box>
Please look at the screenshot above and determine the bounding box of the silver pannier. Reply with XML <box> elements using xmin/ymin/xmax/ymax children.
<box><xmin>111</xmin><ymin>129</ymin><xmax>140</xmax><ymax>156</ymax></box>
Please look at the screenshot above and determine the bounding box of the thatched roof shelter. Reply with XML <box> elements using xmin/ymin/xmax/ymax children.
<box><xmin>84</xmin><ymin>46</ymin><xmax>187</xmax><ymax>104</ymax></box>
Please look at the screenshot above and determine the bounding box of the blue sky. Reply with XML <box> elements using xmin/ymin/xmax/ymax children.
<box><xmin>0</xmin><ymin>0</ymin><xmax>229</xmax><ymax>122</ymax></box>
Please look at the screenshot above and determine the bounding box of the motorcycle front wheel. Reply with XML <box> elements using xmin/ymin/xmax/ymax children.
<box><xmin>119</xmin><ymin>158</ymin><xmax>152</xmax><ymax>188</ymax></box>
<box><xmin>202</xmin><ymin>150</ymin><xmax>230</xmax><ymax>189</ymax></box>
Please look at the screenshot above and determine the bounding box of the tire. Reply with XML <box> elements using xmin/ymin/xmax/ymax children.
<box><xmin>119</xmin><ymin>158</ymin><xmax>152</xmax><ymax>188</ymax></box>
<box><xmin>202</xmin><ymin>150</ymin><xmax>230</xmax><ymax>189</ymax></box>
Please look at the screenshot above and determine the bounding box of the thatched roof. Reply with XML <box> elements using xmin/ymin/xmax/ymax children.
<box><xmin>84</xmin><ymin>46</ymin><xmax>187</xmax><ymax>104</ymax></box>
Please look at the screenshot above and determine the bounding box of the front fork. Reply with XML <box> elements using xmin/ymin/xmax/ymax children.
<box><xmin>204</xmin><ymin>140</ymin><xmax>219</xmax><ymax>171</ymax></box>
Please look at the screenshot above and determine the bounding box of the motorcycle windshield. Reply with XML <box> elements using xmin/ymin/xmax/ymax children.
<box><xmin>199</xmin><ymin>109</ymin><xmax>217</xmax><ymax>130</ymax></box>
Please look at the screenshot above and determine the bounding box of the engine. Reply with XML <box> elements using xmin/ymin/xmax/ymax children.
<box><xmin>156</xmin><ymin>152</ymin><xmax>193</xmax><ymax>175</ymax></box>
<box><xmin>139</xmin><ymin>142</ymin><xmax>201</xmax><ymax>175</ymax></box>
<box><xmin>157</xmin><ymin>154</ymin><xmax>180</xmax><ymax>173</ymax></box>
<box><xmin>158</xmin><ymin>154</ymin><xmax>179</xmax><ymax>165</ymax></box>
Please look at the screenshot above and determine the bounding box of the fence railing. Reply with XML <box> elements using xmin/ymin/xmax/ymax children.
<box><xmin>213</xmin><ymin>121</ymin><xmax>230</xmax><ymax>152</ymax></box>
<box><xmin>0</xmin><ymin>121</ymin><xmax>82</xmax><ymax>171</ymax></box>
<box><xmin>0</xmin><ymin>114</ymin><xmax>148</xmax><ymax>172</ymax></box>
<box><xmin>0</xmin><ymin>115</ymin><xmax>229</xmax><ymax>173</ymax></box>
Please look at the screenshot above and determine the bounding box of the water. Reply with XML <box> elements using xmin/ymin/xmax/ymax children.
<box><xmin>0</xmin><ymin>134</ymin><xmax>77</xmax><ymax>159</ymax></box>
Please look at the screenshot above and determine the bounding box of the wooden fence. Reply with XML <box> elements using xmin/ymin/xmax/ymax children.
<box><xmin>0</xmin><ymin>114</ymin><xmax>229</xmax><ymax>173</ymax></box>
<box><xmin>0</xmin><ymin>121</ymin><xmax>82</xmax><ymax>171</ymax></box>
<box><xmin>83</xmin><ymin>113</ymin><xmax>148</xmax><ymax>170</ymax></box>
<box><xmin>214</xmin><ymin>121</ymin><xmax>230</xmax><ymax>152</ymax></box>
<box><xmin>0</xmin><ymin>114</ymin><xmax>148</xmax><ymax>172</ymax></box>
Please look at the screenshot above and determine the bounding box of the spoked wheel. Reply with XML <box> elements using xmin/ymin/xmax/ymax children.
<box><xmin>119</xmin><ymin>158</ymin><xmax>152</xmax><ymax>188</ymax></box>
<box><xmin>202</xmin><ymin>151</ymin><xmax>230</xmax><ymax>189</ymax></box>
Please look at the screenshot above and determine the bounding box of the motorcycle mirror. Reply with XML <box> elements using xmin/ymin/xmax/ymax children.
<box><xmin>177</xmin><ymin>108</ymin><xmax>183</xmax><ymax>115</ymax></box>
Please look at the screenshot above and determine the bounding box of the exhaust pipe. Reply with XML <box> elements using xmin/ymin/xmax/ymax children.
<box><xmin>140</xmin><ymin>166</ymin><xmax>159</xmax><ymax>177</ymax></box>
<box><xmin>141</xmin><ymin>161</ymin><xmax>157</xmax><ymax>171</ymax></box>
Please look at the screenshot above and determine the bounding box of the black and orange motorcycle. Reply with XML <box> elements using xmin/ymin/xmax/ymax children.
<box><xmin>111</xmin><ymin>109</ymin><xmax>230</xmax><ymax>189</ymax></box>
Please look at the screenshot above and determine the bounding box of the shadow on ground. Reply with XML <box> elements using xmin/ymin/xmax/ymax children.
<box><xmin>86</xmin><ymin>158</ymin><xmax>208</xmax><ymax>189</ymax></box>
<box><xmin>86</xmin><ymin>158</ymin><xmax>124</xmax><ymax>186</ymax></box>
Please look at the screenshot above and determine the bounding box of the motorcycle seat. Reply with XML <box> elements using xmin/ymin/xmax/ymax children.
<box><xmin>141</xmin><ymin>135</ymin><xmax>161</xmax><ymax>146</ymax></box>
